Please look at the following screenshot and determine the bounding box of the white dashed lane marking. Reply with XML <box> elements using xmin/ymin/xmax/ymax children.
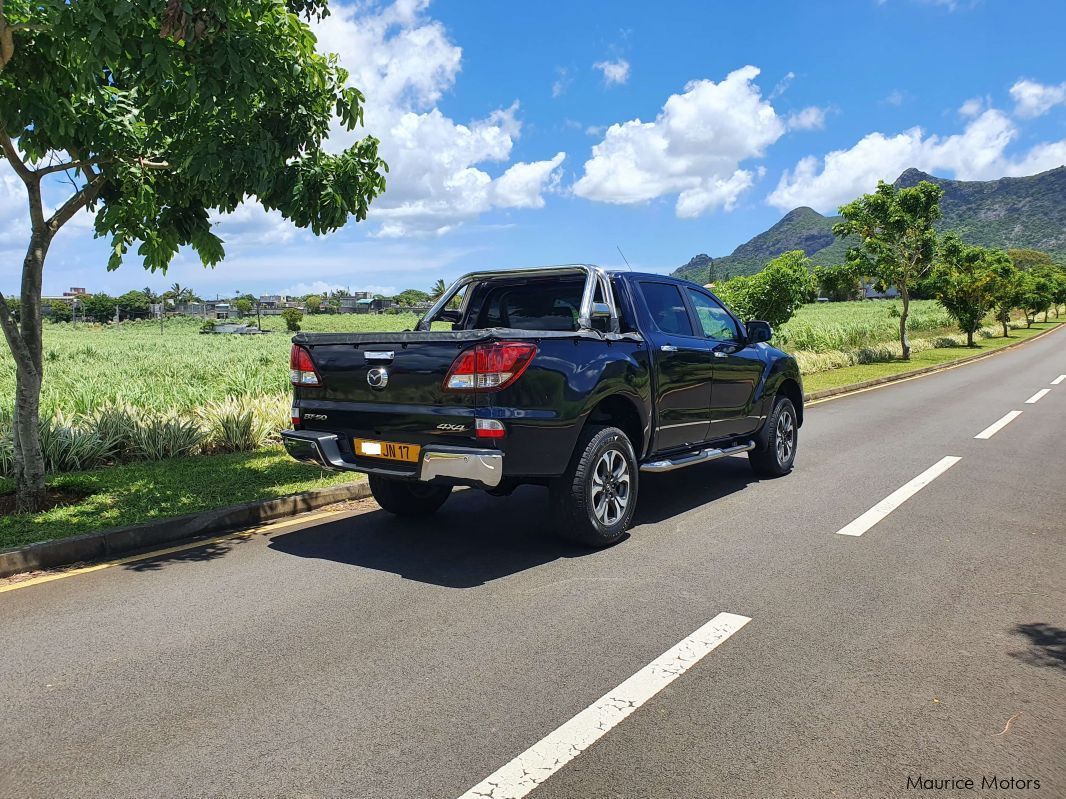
<box><xmin>1051</xmin><ymin>375</ymin><xmax>1065</xmax><ymax>385</ymax></box>
<box><xmin>975</xmin><ymin>411</ymin><xmax>1023</xmax><ymax>440</ymax></box>
<box><xmin>1026</xmin><ymin>389</ymin><xmax>1051</xmax><ymax>404</ymax></box>
<box><xmin>835</xmin><ymin>456</ymin><xmax>962</xmax><ymax>537</ymax></box>
<box><xmin>456</xmin><ymin>612</ymin><xmax>751</xmax><ymax>799</ymax></box>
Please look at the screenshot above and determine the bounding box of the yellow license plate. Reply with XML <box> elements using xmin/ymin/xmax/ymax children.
<box><xmin>354</xmin><ymin>439</ymin><xmax>421</xmax><ymax>463</ymax></box>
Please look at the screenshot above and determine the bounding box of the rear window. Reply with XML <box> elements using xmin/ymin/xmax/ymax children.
<box><xmin>473</xmin><ymin>279</ymin><xmax>582</xmax><ymax>331</ymax></box>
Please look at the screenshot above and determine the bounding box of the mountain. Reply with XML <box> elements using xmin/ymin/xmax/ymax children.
<box><xmin>672</xmin><ymin>166</ymin><xmax>1066</xmax><ymax>283</ymax></box>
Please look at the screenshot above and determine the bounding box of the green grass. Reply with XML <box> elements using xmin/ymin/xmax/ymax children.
<box><xmin>803</xmin><ymin>321</ymin><xmax>1062</xmax><ymax>394</ymax></box>
<box><xmin>0</xmin><ymin>313</ymin><xmax>428</xmax><ymax>415</ymax></box>
<box><xmin>0</xmin><ymin>446</ymin><xmax>361</xmax><ymax>550</ymax></box>
<box><xmin>775</xmin><ymin>299</ymin><xmax>955</xmax><ymax>353</ymax></box>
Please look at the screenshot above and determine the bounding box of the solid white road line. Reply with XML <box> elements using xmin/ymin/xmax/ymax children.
<box><xmin>975</xmin><ymin>410</ymin><xmax>1023</xmax><ymax>440</ymax></box>
<box><xmin>1026</xmin><ymin>389</ymin><xmax>1051</xmax><ymax>404</ymax></box>
<box><xmin>835</xmin><ymin>456</ymin><xmax>962</xmax><ymax>537</ymax></box>
<box><xmin>456</xmin><ymin>612</ymin><xmax>752</xmax><ymax>799</ymax></box>
<box><xmin>1052</xmin><ymin>375</ymin><xmax>1066</xmax><ymax>385</ymax></box>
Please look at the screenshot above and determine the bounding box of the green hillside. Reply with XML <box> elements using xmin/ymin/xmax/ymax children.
<box><xmin>673</xmin><ymin>166</ymin><xmax>1066</xmax><ymax>282</ymax></box>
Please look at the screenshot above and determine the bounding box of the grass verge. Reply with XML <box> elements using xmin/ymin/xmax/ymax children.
<box><xmin>803</xmin><ymin>321</ymin><xmax>1062</xmax><ymax>395</ymax></box>
<box><xmin>0</xmin><ymin>445</ymin><xmax>360</xmax><ymax>550</ymax></box>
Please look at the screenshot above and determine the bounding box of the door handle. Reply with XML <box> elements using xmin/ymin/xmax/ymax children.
<box><xmin>660</xmin><ymin>344</ymin><xmax>678</xmax><ymax>352</ymax></box>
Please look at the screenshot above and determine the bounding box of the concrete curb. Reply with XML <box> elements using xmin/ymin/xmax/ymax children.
<box><xmin>804</xmin><ymin>323</ymin><xmax>1064</xmax><ymax>403</ymax></box>
<box><xmin>0</xmin><ymin>480</ymin><xmax>371</xmax><ymax>580</ymax></box>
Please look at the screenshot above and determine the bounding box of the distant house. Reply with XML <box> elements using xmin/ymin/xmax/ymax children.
<box><xmin>862</xmin><ymin>282</ymin><xmax>900</xmax><ymax>300</ymax></box>
<box><xmin>352</xmin><ymin>298</ymin><xmax>374</xmax><ymax>314</ymax></box>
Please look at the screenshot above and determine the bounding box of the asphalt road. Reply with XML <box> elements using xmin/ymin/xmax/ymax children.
<box><xmin>2</xmin><ymin>329</ymin><xmax>1064</xmax><ymax>799</ymax></box>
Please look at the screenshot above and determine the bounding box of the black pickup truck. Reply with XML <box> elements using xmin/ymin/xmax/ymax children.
<box><xmin>282</xmin><ymin>265</ymin><xmax>802</xmax><ymax>546</ymax></box>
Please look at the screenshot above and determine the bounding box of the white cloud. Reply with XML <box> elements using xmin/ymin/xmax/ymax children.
<box><xmin>287</xmin><ymin>1</ymin><xmax>565</xmax><ymax>238</ymax></box>
<box><xmin>573</xmin><ymin>66</ymin><xmax>785</xmax><ymax>217</ymax></box>
<box><xmin>211</xmin><ymin>201</ymin><xmax>302</xmax><ymax>247</ymax></box>
<box><xmin>593</xmin><ymin>58</ymin><xmax>630</xmax><ymax>87</ymax></box>
<box><xmin>958</xmin><ymin>96</ymin><xmax>985</xmax><ymax>117</ymax></box>
<box><xmin>769</xmin><ymin>108</ymin><xmax>1066</xmax><ymax>211</ymax></box>
<box><xmin>552</xmin><ymin>67</ymin><xmax>572</xmax><ymax>98</ymax></box>
<box><xmin>1010</xmin><ymin>78</ymin><xmax>1066</xmax><ymax>119</ymax></box>
<box><xmin>769</xmin><ymin>71</ymin><xmax>795</xmax><ymax>100</ymax></box>
<box><xmin>883</xmin><ymin>89</ymin><xmax>907</xmax><ymax>106</ymax></box>
<box><xmin>787</xmin><ymin>106</ymin><xmax>827</xmax><ymax>131</ymax></box>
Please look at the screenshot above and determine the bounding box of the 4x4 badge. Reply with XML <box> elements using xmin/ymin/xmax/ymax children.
<box><xmin>367</xmin><ymin>367</ymin><xmax>389</xmax><ymax>390</ymax></box>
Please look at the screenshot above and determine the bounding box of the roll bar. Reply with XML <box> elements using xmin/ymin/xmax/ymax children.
<box><xmin>415</xmin><ymin>264</ymin><xmax>620</xmax><ymax>333</ymax></box>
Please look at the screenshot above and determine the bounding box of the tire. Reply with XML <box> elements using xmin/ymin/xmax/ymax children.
<box><xmin>369</xmin><ymin>475</ymin><xmax>452</xmax><ymax>517</ymax></box>
<box><xmin>550</xmin><ymin>425</ymin><xmax>638</xmax><ymax>547</ymax></box>
<box><xmin>749</xmin><ymin>396</ymin><xmax>798</xmax><ymax>477</ymax></box>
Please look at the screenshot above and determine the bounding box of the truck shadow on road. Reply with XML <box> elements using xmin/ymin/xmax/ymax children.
<box><xmin>267</xmin><ymin>458</ymin><xmax>759</xmax><ymax>588</ymax></box>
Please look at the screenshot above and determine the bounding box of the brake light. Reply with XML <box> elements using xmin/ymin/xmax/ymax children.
<box><xmin>475</xmin><ymin>418</ymin><xmax>506</xmax><ymax>438</ymax></box>
<box><xmin>290</xmin><ymin>345</ymin><xmax>322</xmax><ymax>387</ymax></box>
<box><xmin>443</xmin><ymin>342</ymin><xmax>537</xmax><ymax>392</ymax></box>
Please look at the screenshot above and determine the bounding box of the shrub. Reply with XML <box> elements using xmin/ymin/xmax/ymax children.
<box><xmin>281</xmin><ymin>308</ymin><xmax>303</xmax><ymax>332</ymax></box>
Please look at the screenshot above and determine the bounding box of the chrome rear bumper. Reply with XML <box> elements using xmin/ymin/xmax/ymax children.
<box><xmin>281</xmin><ymin>430</ymin><xmax>503</xmax><ymax>488</ymax></box>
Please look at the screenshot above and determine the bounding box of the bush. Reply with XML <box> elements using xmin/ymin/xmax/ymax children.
<box><xmin>281</xmin><ymin>308</ymin><xmax>303</xmax><ymax>332</ymax></box>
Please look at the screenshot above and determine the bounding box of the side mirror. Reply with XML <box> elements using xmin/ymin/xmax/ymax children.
<box><xmin>746</xmin><ymin>320</ymin><xmax>772</xmax><ymax>344</ymax></box>
<box><xmin>435</xmin><ymin>309</ymin><xmax>461</xmax><ymax>323</ymax></box>
<box><xmin>590</xmin><ymin>302</ymin><xmax>612</xmax><ymax>319</ymax></box>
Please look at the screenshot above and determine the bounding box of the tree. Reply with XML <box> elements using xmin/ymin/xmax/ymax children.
<box><xmin>47</xmin><ymin>300</ymin><xmax>71</xmax><ymax>323</ymax></box>
<box><xmin>234</xmin><ymin>298</ymin><xmax>254</xmax><ymax>317</ymax></box>
<box><xmin>1007</xmin><ymin>248</ymin><xmax>1055</xmax><ymax>273</ymax></box>
<box><xmin>117</xmin><ymin>290</ymin><xmax>150</xmax><ymax>319</ymax></box>
<box><xmin>304</xmin><ymin>295</ymin><xmax>323</xmax><ymax>314</ymax></box>
<box><xmin>929</xmin><ymin>234</ymin><xmax>995</xmax><ymax>347</ymax></box>
<box><xmin>81</xmin><ymin>293</ymin><xmax>118</xmax><ymax>323</ymax></box>
<box><xmin>986</xmin><ymin>251</ymin><xmax>1023</xmax><ymax>338</ymax></box>
<box><xmin>0</xmin><ymin>0</ymin><xmax>387</xmax><ymax>511</ymax></box>
<box><xmin>394</xmin><ymin>288</ymin><xmax>431</xmax><ymax>306</ymax></box>
<box><xmin>813</xmin><ymin>262</ymin><xmax>862</xmax><ymax>302</ymax></box>
<box><xmin>1020</xmin><ymin>272</ymin><xmax>1055</xmax><ymax>326</ymax></box>
<box><xmin>715</xmin><ymin>251</ymin><xmax>816</xmax><ymax>329</ymax></box>
<box><xmin>281</xmin><ymin>308</ymin><xmax>303</xmax><ymax>332</ymax></box>
<box><xmin>429</xmin><ymin>279</ymin><xmax>447</xmax><ymax>302</ymax></box>
<box><xmin>833</xmin><ymin>180</ymin><xmax>943</xmax><ymax>359</ymax></box>
<box><xmin>1052</xmin><ymin>275</ymin><xmax>1066</xmax><ymax>319</ymax></box>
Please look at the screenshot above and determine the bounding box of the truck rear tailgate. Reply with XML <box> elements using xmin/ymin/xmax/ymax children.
<box><xmin>291</xmin><ymin>331</ymin><xmax>493</xmax><ymax>469</ymax></box>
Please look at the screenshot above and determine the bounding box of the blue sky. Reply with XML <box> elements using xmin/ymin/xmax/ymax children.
<box><xmin>4</xmin><ymin>0</ymin><xmax>1065</xmax><ymax>298</ymax></box>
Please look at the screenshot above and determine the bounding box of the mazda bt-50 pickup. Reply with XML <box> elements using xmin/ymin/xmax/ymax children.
<box><xmin>282</xmin><ymin>265</ymin><xmax>803</xmax><ymax>546</ymax></box>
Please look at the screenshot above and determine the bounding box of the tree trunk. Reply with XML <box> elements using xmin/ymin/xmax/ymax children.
<box><xmin>1001</xmin><ymin>315</ymin><xmax>1009</xmax><ymax>338</ymax></box>
<box><xmin>1044</xmin><ymin>309</ymin><xmax>1049</xmax><ymax>323</ymax></box>
<box><xmin>966</xmin><ymin>329</ymin><xmax>974</xmax><ymax>347</ymax></box>
<box><xmin>899</xmin><ymin>287</ymin><xmax>911</xmax><ymax>360</ymax></box>
<box><xmin>12</xmin><ymin>232</ymin><xmax>50</xmax><ymax>512</ymax></box>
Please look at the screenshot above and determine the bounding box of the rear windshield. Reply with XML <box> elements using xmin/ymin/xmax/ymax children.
<box><xmin>471</xmin><ymin>278</ymin><xmax>583</xmax><ymax>331</ymax></box>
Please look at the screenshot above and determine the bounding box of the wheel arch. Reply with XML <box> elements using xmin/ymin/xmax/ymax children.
<box><xmin>584</xmin><ymin>393</ymin><xmax>648</xmax><ymax>459</ymax></box>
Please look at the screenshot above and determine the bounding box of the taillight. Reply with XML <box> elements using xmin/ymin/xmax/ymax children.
<box><xmin>290</xmin><ymin>345</ymin><xmax>322</xmax><ymax>387</ymax></box>
<box><xmin>475</xmin><ymin>418</ymin><xmax>506</xmax><ymax>438</ymax></box>
<box><xmin>443</xmin><ymin>342</ymin><xmax>537</xmax><ymax>392</ymax></box>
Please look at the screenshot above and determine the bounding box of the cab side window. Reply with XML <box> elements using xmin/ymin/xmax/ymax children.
<box><xmin>685</xmin><ymin>289</ymin><xmax>741</xmax><ymax>342</ymax></box>
<box><xmin>640</xmin><ymin>282</ymin><xmax>694</xmax><ymax>336</ymax></box>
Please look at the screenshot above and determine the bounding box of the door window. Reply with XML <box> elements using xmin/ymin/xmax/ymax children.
<box><xmin>640</xmin><ymin>282</ymin><xmax>694</xmax><ymax>336</ymax></box>
<box><xmin>686</xmin><ymin>289</ymin><xmax>740</xmax><ymax>342</ymax></box>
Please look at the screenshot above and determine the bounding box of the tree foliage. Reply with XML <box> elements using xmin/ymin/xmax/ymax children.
<box><xmin>930</xmin><ymin>233</ymin><xmax>999</xmax><ymax>346</ymax></box>
<box><xmin>281</xmin><ymin>307</ymin><xmax>303</xmax><ymax>332</ymax></box>
<box><xmin>0</xmin><ymin>0</ymin><xmax>387</xmax><ymax>510</ymax></box>
<box><xmin>47</xmin><ymin>299</ymin><xmax>72</xmax><ymax>322</ymax></box>
<box><xmin>394</xmin><ymin>288</ymin><xmax>431</xmax><ymax>306</ymax></box>
<box><xmin>715</xmin><ymin>251</ymin><xmax>816</xmax><ymax>329</ymax></box>
<box><xmin>813</xmin><ymin>261</ymin><xmax>862</xmax><ymax>302</ymax></box>
<box><xmin>833</xmin><ymin>180</ymin><xmax>943</xmax><ymax>359</ymax></box>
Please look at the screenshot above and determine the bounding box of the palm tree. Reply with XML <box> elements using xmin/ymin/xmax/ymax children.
<box><xmin>429</xmin><ymin>278</ymin><xmax>447</xmax><ymax>302</ymax></box>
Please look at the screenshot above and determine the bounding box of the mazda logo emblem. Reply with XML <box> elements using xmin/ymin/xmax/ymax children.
<box><xmin>367</xmin><ymin>367</ymin><xmax>389</xmax><ymax>390</ymax></box>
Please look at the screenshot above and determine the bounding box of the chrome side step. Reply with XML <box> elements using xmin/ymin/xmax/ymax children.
<box><xmin>640</xmin><ymin>441</ymin><xmax>755</xmax><ymax>473</ymax></box>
